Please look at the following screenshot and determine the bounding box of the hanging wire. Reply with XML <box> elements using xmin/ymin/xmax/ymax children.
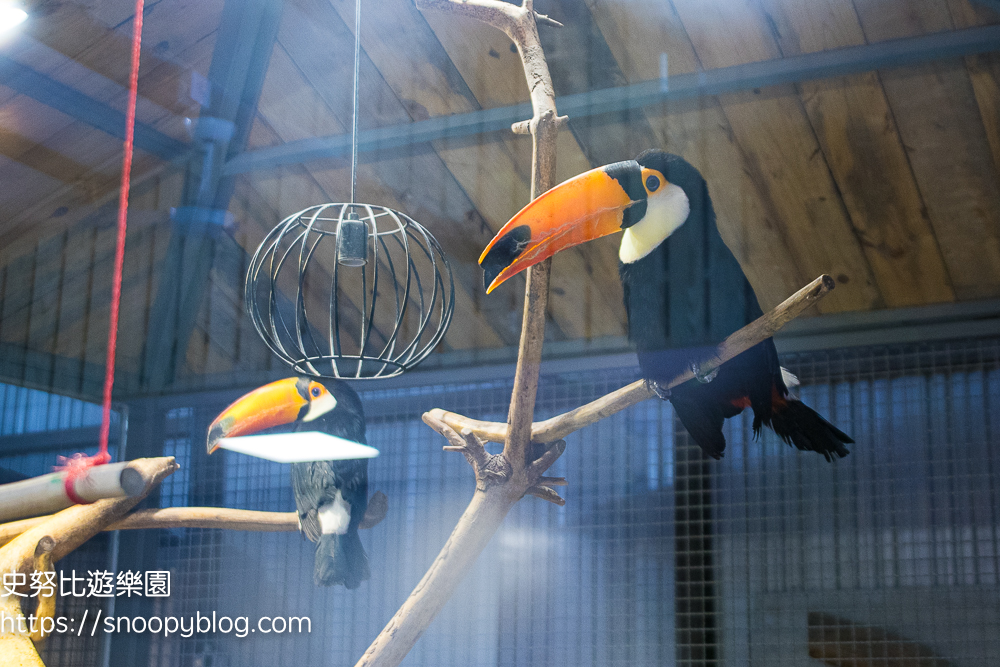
<box><xmin>350</xmin><ymin>0</ymin><xmax>361</xmax><ymax>204</ymax></box>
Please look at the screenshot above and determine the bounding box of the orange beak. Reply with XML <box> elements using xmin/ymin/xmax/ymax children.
<box><xmin>206</xmin><ymin>377</ymin><xmax>334</xmax><ymax>454</ymax></box>
<box><xmin>479</xmin><ymin>160</ymin><xmax>663</xmax><ymax>293</ymax></box>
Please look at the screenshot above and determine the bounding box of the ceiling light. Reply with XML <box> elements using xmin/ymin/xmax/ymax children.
<box><xmin>216</xmin><ymin>431</ymin><xmax>380</xmax><ymax>463</ymax></box>
<box><xmin>0</xmin><ymin>5</ymin><xmax>26</xmax><ymax>31</ymax></box>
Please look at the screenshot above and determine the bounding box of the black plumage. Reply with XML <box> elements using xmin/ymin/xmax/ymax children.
<box><xmin>622</xmin><ymin>151</ymin><xmax>852</xmax><ymax>461</ymax></box>
<box><xmin>291</xmin><ymin>379</ymin><xmax>371</xmax><ymax>588</ymax></box>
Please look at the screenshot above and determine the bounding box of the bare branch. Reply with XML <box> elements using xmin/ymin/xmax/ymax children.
<box><xmin>525</xmin><ymin>485</ymin><xmax>565</xmax><ymax>505</ymax></box>
<box><xmin>29</xmin><ymin>539</ymin><xmax>55</xmax><ymax>645</ymax></box>
<box><xmin>527</xmin><ymin>440</ymin><xmax>566</xmax><ymax>478</ymax></box>
<box><xmin>534</xmin><ymin>12</ymin><xmax>563</xmax><ymax>28</ymax></box>
<box><xmin>415</xmin><ymin>0</ymin><xmax>521</xmax><ymax>32</ymax></box>
<box><xmin>425</xmin><ymin>274</ymin><xmax>836</xmax><ymax>443</ymax></box>
<box><xmin>0</xmin><ymin>500</ymin><xmax>391</xmax><ymax>548</ymax></box>
<box><xmin>360</xmin><ymin>491</ymin><xmax>390</xmax><ymax>530</ymax></box>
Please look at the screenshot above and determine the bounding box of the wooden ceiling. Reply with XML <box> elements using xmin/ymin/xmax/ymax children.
<box><xmin>0</xmin><ymin>0</ymin><xmax>999</xmax><ymax>398</ymax></box>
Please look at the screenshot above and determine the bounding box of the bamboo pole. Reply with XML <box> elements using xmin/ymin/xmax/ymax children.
<box><xmin>0</xmin><ymin>457</ymin><xmax>177</xmax><ymax>664</ymax></box>
<box><xmin>0</xmin><ymin>460</ymin><xmax>151</xmax><ymax>523</ymax></box>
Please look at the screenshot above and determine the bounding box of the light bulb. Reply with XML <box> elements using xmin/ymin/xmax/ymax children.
<box><xmin>0</xmin><ymin>5</ymin><xmax>27</xmax><ymax>32</ymax></box>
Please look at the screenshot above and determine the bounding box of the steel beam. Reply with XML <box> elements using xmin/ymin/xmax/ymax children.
<box><xmin>138</xmin><ymin>0</ymin><xmax>284</xmax><ymax>392</ymax></box>
<box><xmin>0</xmin><ymin>55</ymin><xmax>187</xmax><ymax>161</ymax></box>
<box><xmin>225</xmin><ymin>24</ymin><xmax>1000</xmax><ymax>174</ymax></box>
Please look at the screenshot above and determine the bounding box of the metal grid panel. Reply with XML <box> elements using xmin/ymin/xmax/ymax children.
<box><xmin>3</xmin><ymin>339</ymin><xmax>1000</xmax><ymax>666</ymax></box>
<box><xmin>714</xmin><ymin>339</ymin><xmax>1000</xmax><ymax>666</ymax></box>
<box><xmin>0</xmin><ymin>382</ymin><xmax>105</xmax><ymax>437</ymax></box>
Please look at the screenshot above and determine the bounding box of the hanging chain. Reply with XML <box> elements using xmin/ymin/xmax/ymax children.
<box><xmin>350</xmin><ymin>0</ymin><xmax>361</xmax><ymax>204</ymax></box>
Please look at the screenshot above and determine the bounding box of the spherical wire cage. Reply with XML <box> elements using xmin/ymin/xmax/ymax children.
<box><xmin>246</xmin><ymin>203</ymin><xmax>455</xmax><ymax>379</ymax></box>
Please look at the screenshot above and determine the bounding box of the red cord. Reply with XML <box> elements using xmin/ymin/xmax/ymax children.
<box><xmin>58</xmin><ymin>0</ymin><xmax>144</xmax><ymax>497</ymax></box>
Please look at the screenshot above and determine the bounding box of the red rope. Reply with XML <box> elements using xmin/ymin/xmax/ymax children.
<box><xmin>100</xmin><ymin>0</ymin><xmax>145</xmax><ymax>459</ymax></box>
<box><xmin>60</xmin><ymin>0</ymin><xmax>144</xmax><ymax>496</ymax></box>
<box><xmin>103</xmin><ymin>0</ymin><xmax>145</xmax><ymax>453</ymax></box>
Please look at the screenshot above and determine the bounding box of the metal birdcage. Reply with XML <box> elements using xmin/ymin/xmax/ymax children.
<box><xmin>246</xmin><ymin>203</ymin><xmax>455</xmax><ymax>379</ymax></box>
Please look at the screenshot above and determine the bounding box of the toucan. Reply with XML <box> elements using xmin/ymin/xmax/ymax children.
<box><xmin>480</xmin><ymin>150</ymin><xmax>852</xmax><ymax>461</ymax></box>
<box><xmin>206</xmin><ymin>377</ymin><xmax>372</xmax><ymax>588</ymax></box>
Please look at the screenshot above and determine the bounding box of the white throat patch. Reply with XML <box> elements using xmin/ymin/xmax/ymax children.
<box><xmin>619</xmin><ymin>183</ymin><xmax>690</xmax><ymax>264</ymax></box>
<box><xmin>303</xmin><ymin>392</ymin><xmax>337</xmax><ymax>422</ymax></box>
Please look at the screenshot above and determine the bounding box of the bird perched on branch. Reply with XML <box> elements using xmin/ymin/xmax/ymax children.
<box><xmin>480</xmin><ymin>150</ymin><xmax>852</xmax><ymax>461</ymax></box>
<box><xmin>207</xmin><ymin>377</ymin><xmax>372</xmax><ymax>587</ymax></box>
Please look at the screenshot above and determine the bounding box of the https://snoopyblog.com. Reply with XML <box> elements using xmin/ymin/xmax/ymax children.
<box><xmin>0</xmin><ymin>609</ymin><xmax>312</xmax><ymax>639</ymax></box>
<box><xmin>2</xmin><ymin>568</ymin><xmax>309</xmax><ymax>638</ymax></box>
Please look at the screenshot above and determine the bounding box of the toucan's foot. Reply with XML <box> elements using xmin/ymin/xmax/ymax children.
<box><xmin>647</xmin><ymin>379</ymin><xmax>671</xmax><ymax>400</ymax></box>
<box><xmin>691</xmin><ymin>361</ymin><xmax>718</xmax><ymax>384</ymax></box>
<box><xmin>55</xmin><ymin>451</ymin><xmax>111</xmax><ymax>504</ymax></box>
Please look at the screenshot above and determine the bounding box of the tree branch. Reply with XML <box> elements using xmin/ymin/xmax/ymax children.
<box><xmin>426</xmin><ymin>274</ymin><xmax>837</xmax><ymax>443</ymax></box>
<box><xmin>356</xmin><ymin>2</ymin><xmax>566</xmax><ymax>666</ymax></box>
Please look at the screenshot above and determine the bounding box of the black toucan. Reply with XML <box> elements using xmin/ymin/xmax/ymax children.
<box><xmin>480</xmin><ymin>150</ymin><xmax>852</xmax><ymax>461</ymax></box>
<box><xmin>206</xmin><ymin>377</ymin><xmax>372</xmax><ymax>587</ymax></box>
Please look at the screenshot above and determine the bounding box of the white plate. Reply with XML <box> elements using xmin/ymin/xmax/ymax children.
<box><xmin>216</xmin><ymin>432</ymin><xmax>379</xmax><ymax>463</ymax></box>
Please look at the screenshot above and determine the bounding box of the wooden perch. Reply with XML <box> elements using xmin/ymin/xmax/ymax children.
<box><xmin>427</xmin><ymin>274</ymin><xmax>836</xmax><ymax>443</ymax></box>
<box><xmin>0</xmin><ymin>460</ymin><xmax>153</xmax><ymax>523</ymax></box>
<box><xmin>0</xmin><ymin>508</ymin><xmax>296</xmax><ymax>546</ymax></box>
<box><xmin>0</xmin><ymin>457</ymin><xmax>177</xmax><ymax>665</ymax></box>
<box><xmin>0</xmin><ymin>491</ymin><xmax>391</xmax><ymax>547</ymax></box>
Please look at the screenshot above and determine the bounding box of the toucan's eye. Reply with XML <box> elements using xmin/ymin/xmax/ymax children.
<box><xmin>311</xmin><ymin>386</ymin><xmax>321</xmax><ymax>398</ymax></box>
<box><xmin>646</xmin><ymin>175</ymin><xmax>660</xmax><ymax>192</ymax></box>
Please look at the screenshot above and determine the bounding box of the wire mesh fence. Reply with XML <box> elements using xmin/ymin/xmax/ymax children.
<box><xmin>1</xmin><ymin>337</ymin><xmax>999</xmax><ymax>665</ymax></box>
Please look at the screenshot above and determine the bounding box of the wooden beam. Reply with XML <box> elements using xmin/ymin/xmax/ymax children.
<box><xmin>225</xmin><ymin>25</ymin><xmax>1000</xmax><ymax>172</ymax></box>
<box><xmin>853</xmin><ymin>0</ymin><xmax>1000</xmax><ymax>300</ymax></box>
<box><xmin>0</xmin><ymin>55</ymin><xmax>187</xmax><ymax>160</ymax></box>
<box><xmin>670</xmin><ymin>0</ymin><xmax>881</xmax><ymax>313</ymax></box>
<box><xmin>585</xmin><ymin>0</ymin><xmax>806</xmax><ymax>310</ymax></box>
<box><xmin>761</xmin><ymin>0</ymin><xmax>956</xmax><ymax>308</ymax></box>
<box><xmin>16</xmin><ymin>0</ymin><xmax>208</xmax><ymax>114</ymax></box>
<box><xmin>0</xmin><ymin>126</ymin><xmax>114</xmax><ymax>195</ymax></box>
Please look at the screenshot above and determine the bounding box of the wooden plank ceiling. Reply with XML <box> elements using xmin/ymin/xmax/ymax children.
<box><xmin>0</xmin><ymin>0</ymin><xmax>998</xmax><ymax>397</ymax></box>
